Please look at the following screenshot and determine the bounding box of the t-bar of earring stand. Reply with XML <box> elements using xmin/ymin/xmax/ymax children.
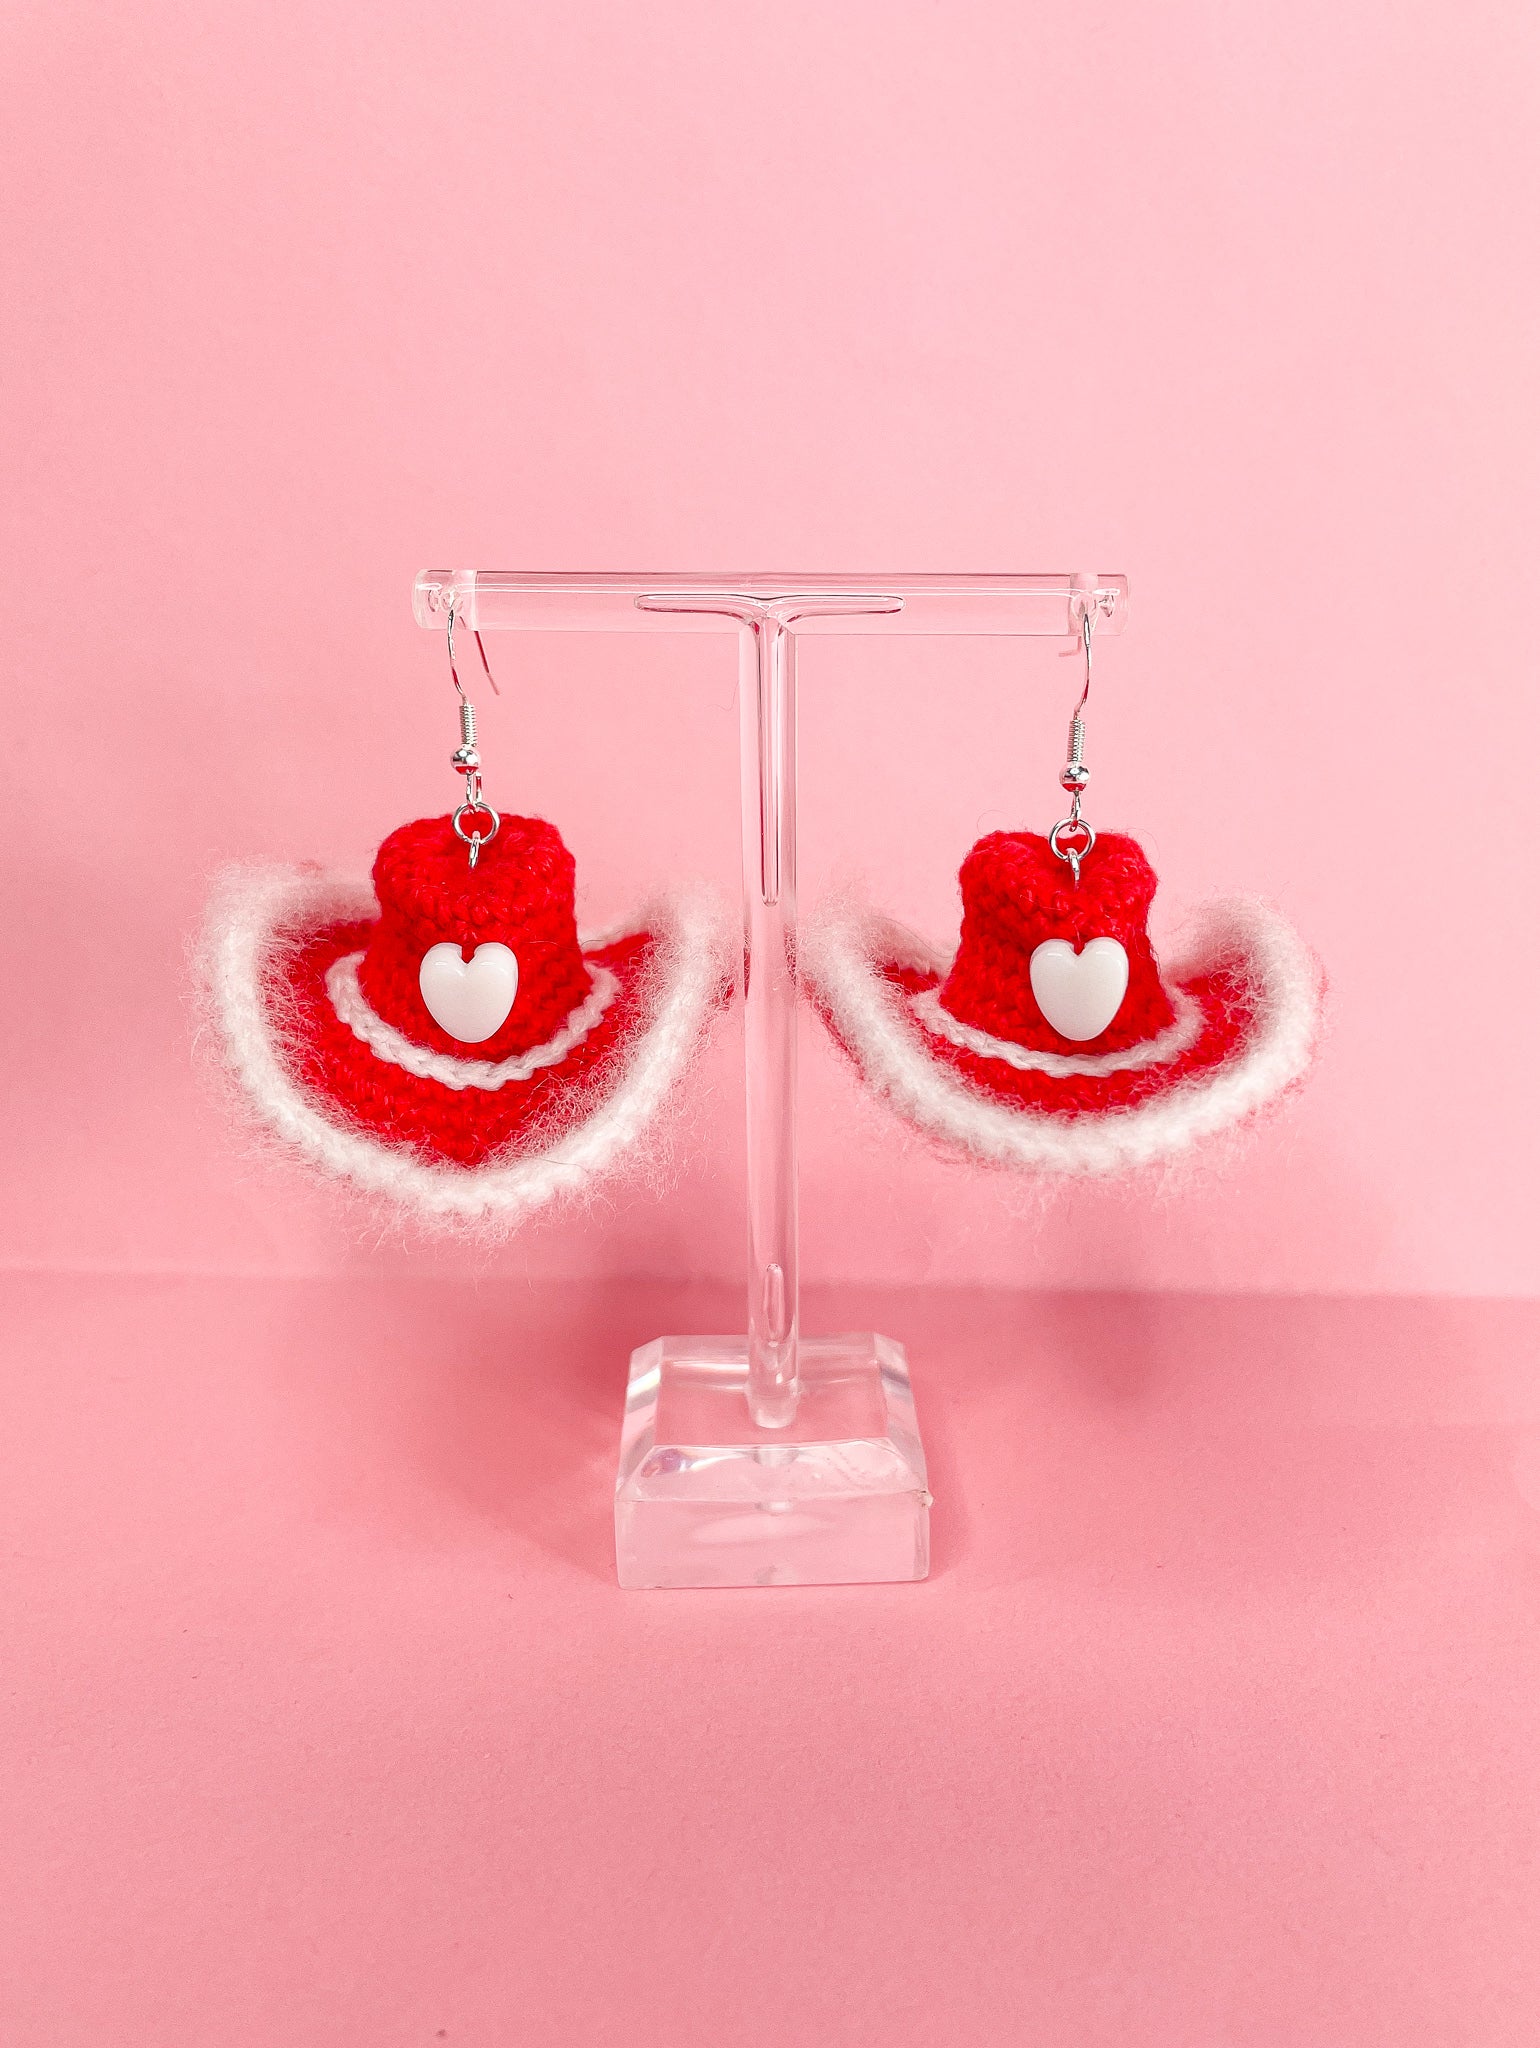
<box><xmin>412</xmin><ymin>569</ymin><xmax>1129</xmax><ymax>1589</ymax></box>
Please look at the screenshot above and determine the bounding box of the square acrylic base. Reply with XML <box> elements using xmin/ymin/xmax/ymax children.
<box><xmin>615</xmin><ymin>1333</ymin><xmax>931</xmax><ymax>1590</ymax></box>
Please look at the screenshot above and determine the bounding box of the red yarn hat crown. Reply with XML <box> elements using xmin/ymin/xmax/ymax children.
<box><xmin>355</xmin><ymin>813</ymin><xmax>593</xmax><ymax>1062</ymax></box>
<box><xmin>938</xmin><ymin>830</ymin><xmax>1175</xmax><ymax>1054</ymax></box>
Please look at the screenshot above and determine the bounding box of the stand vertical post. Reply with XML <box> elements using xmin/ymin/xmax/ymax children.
<box><xmin>616</xmin><ymin>592</ymin><xmax>925</xmax><ymax>1586</ymax></box>
<box><xmin>741</xmin><ymin>614</ymin><xmax>799</xmax><ymax>1430</ymax></box>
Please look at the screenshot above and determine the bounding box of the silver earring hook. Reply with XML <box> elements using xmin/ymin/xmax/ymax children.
<box><xmin>446</xmin><ymin>595</ymin><xmax>501</xmax><ymax>705</ymax></box>
<box><xmin>1049</xmin><ymin>594</ymin><xmax>1098</xmax><ymax>885</ymax></box>
<box><xmin>445</xmin><ymin>596</ymin><xmax>501</xmax><ymax>868</ymax></box>
<box><xmin>1072</xmin><ymin>596</ymin><xmax>1094</xmax><ymax>729</ymax></box>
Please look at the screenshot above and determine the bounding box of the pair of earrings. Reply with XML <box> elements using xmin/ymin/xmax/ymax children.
<box><xmin>205</xmin><ymin>596</ymin><xmax>1319</xmax><ymax>1228</ymax></box>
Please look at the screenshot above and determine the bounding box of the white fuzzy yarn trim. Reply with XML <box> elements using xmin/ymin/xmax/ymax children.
<box><xmin>324</xmin><ymin>952</ymin><xmax>622</xmax><ymax>1090</ymax></box>
<box><xmin>204</xmin><ymin>866</ymin><xmax>732</xmax><ymax>1227</ymax></box>
<box><xmin>911</xmin><ymin>981</ymin><xmax>1205</xmax><ymax>1076</ymax></box>
<box><xmin>802</xmin><ymin>896</ymin><xmax>1321</xmax><ymax>1177</ymax></box>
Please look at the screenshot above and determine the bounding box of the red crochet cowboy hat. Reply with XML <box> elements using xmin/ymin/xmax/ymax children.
<box><xmin>206</xmin><ymin>811</ymin><xmax>729</xmax><ymax>1225</ymax></box>
<box><xmin>805</xmin><ymin>828</ymin><xmax>1321</xmax><ymax>1176</ymax></box>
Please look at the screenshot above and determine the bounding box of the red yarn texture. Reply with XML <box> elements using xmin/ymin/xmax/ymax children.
<box><xmin>940</xmin><ymin>830</ymin><xmax>1175</xmax><ymax>1054</ymax></box>
<box><xmin>887</xmin><ymin>951</ymin><xmax>1252</xmax><ymax>1119</ymax></box>
<box><xmin>817</xmin><ymin>827</ymin><xmax>1258</xmax><ymax>1121</ymax></box>
<box><xmin>358</xmin><ymin>814</ymin><xmax>592</xmax><ymax>1060</ymax></box>
<box><xmin>270</xmin><ymin>812</ymin><xmax>659</xmax><ymax>1168</ymax></box>
<box><xmin>284</xmin><ymin>919</ymin><xmax>654</xmax><ymax>1167</ymax></box>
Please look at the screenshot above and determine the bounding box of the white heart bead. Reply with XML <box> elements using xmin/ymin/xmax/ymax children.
<box><xmin>1028</xmin><ymin>937</ymin><xmax>1130</xmax><ymax>1042</ymax></box>
<box><xmin>418</xmin><ymin>942</ymin><xmax>519</xmax><ymax>1044</ymax></box>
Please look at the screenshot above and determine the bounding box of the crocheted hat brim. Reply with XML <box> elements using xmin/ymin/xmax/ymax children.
<box><xmin>803</xmin><ymin>896</ymin><xmax>1321</xmax><ymax>1176</ymax></box>
<box><xmin>207</xmin><ymin>866</ymin><xmax>730</xmax><ymax>1224</ymax></box>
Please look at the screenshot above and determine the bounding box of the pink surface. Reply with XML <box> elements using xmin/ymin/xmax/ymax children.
<box><xmin>2</xmin><ymin>0</ymin><xmax>1538</xmax><ymax>1295</ymax></box>
<box><xmin>3</xmin><ymin>1272</ymin><xmax>1539</xmax><ymax>2045</ymax></box>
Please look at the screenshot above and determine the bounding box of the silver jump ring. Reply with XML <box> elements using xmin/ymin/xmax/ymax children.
<box><xmin>452</xmin><ymin>800</ymin><xmax>501</xmax><ymax>866</ymax></box>
<box><xmin>1049</xmin><ymin>815</ymin><xmax>1095</xmax><ymax>864</ymax></box>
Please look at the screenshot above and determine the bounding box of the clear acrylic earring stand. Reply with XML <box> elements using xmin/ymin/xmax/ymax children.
<box><xmin>413</xmin><ymin>571</ymin><xmax>1129</xmax><ymax>1589</ymax></box>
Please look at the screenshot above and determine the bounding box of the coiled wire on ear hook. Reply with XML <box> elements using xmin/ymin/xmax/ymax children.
<box><xmin>1048</xmin><ymin>593</ymin><xmax>1101</xmax><ymax>885</ymax></box>
<box><xmin>445</xmin><ymin>596</ymin><xmax>502</xmax><ymax>867</ymax></box>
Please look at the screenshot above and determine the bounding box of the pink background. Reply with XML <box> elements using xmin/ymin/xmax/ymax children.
<box><xmin>4</xmin><ymin>3</ymin><xmax>1539</xmax><ymax>2044</ymax></box>
<box><xmin>4</xmin><ymin>0</ymin><xmax>1538</xmax><ymax>1299</ymax></box>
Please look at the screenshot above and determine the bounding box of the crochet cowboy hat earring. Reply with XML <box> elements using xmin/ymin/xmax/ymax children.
<box><xmin>204</xmin><ymin>602</ymin><xmax>729</xmax><ymax>1226</ymax></box>
<box><xmin>804</xmin><ymin>594</ymin><xmax>1322</xmax><ymax>1175</ymax></box>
